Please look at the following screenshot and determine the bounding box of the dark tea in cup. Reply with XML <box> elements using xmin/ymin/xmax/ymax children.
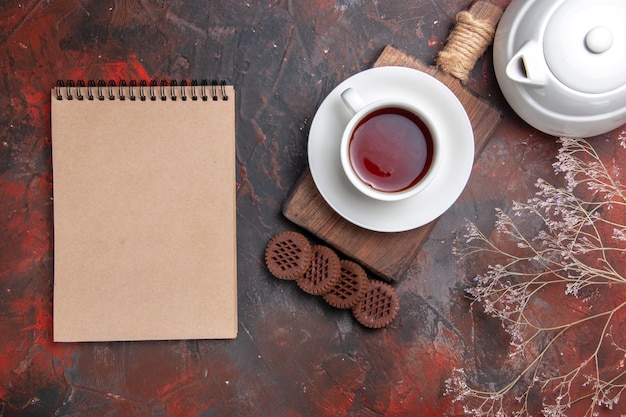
<box><xmin>348</xmin><ymin>107</ymin><xmax>434</xmax><ymax>193</ymax></box>
<box><xmin>339</xmin><ymin>88</ymin><xmax>441</xmax><ymax>202</ymax></box>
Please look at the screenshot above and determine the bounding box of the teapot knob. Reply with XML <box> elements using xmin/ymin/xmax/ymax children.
<box><xmin>585</xmin><ymin>26</ymin><xmax>613</xmax><ymax>54</ymax></box>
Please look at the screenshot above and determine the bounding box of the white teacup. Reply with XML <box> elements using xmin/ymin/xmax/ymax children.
<box><xmin>339</xmin><ymin>88</ymin><xmax>442</xmax><ymax>202</ymax></box>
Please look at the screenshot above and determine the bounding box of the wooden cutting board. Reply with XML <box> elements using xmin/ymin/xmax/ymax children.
<box><xmin>283</xmin><ymin>8</ymin><xmax>502</xmax><ymax>282</ymax></box>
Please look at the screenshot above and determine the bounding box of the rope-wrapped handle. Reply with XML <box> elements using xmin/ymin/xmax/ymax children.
<box><xmin>435</xmin><ymin>1</ymin><xmax>504</xmax><ymax>83</ymax></box>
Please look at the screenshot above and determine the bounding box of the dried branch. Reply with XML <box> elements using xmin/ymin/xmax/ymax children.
<box><xmin>447</xmin><ymin>137</ymin><xmax>626</xmax><ymax>417</ymax></box>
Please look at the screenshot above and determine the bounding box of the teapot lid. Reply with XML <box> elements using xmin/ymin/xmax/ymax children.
<box><xmin>544</xmin><ymin>0</ymin><xmax>626</xmax><ymax>94</ymax></box>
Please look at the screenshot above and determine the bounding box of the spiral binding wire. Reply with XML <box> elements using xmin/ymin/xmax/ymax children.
<box><xmin>55</xmin><ymin>79</ymin><xmax>229</xmax><ymax>102</ymax></box>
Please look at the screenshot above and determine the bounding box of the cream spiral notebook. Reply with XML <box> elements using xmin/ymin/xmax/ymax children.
<box><xmin>51</xmin><ymin>80</ymin><xmax>237</xmax><ymax>342</ymax></box>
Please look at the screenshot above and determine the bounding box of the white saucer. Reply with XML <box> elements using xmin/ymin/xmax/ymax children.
<box><xmin>307</xmin><ymin>66</ymin><xmax>474</xmax><ymax>232</ymax></box>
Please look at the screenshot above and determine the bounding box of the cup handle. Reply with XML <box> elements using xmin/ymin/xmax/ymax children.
<box><xmin>340</xmin><ymin>88</ymin><xmax>365</xmax><ymax>115</ymax></box>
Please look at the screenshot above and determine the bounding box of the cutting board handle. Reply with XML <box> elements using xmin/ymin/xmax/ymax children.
<box><xmin>436</xmin><ymin>0</ymin><xmax>504</xmax><ymax>83</ymax></box>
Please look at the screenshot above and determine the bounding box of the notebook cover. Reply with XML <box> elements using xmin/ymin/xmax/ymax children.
<box><xmin>51</xmin><ymin>84</ymin><xmax>237</xmax><ymax>342</ymax></box>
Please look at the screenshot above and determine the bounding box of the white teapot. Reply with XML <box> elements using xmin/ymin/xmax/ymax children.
<box><xmin>493</xmin><ymin>0</ymin><xmax>626</xmax><ymax>137</ymax></box>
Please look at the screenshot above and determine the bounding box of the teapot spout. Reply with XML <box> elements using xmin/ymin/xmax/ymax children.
<box><xmin>505</xmin><ymin>41</ymin><xmax>548</xmax><ymax>87</ymax></box>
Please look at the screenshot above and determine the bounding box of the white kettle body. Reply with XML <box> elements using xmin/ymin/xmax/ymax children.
<box><xmin>493</xmin><ymin>0</ymin><xmax>626</xmax><ymax>137</ymax></box>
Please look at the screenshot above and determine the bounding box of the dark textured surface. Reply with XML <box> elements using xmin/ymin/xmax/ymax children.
<box><xmin>1</xmin><ymin>0</ymin><xmax>624</xmax><ymax>415</ymax></box>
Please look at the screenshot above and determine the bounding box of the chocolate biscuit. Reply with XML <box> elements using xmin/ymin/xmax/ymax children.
<box><xmin>323</xmin><ymin>260</ymin><xmax>369</xmax><ymax>309</ymax></box>
<box><xmin>296</xmin><ymin>245</ymin><xmax>341</xmax><ymax>295</ymax></box>
<box><xmin>352</xmin><ymin>280</ymin><xmax>400</xmax><ymax>329</ymax></box>
<box><xmin>265</xmin><ymin>231</ymin><xmax>312</xmax><ymax>280</ymax></box>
